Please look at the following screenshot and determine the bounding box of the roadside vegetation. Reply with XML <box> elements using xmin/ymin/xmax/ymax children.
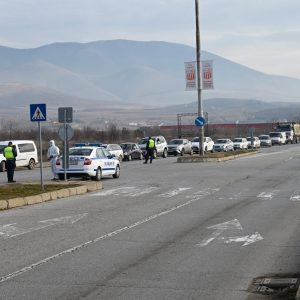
<box><xmin>0</xmin><ymin>183</ymin><xmax>80</xmax><ymax>200</ymax></box>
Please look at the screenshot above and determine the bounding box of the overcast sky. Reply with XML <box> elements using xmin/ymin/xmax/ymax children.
<box><xmin>0</xmin><ymin>0</ymin><xmax>299</xmax><ymax>79</ymax></box>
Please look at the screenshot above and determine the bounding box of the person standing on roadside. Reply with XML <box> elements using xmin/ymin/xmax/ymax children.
<box><xmin>47</xmin><ymin>140</ymin><xmax>60</xmax><ymax>180</ymax></box>
<box><xmin>144</xmin><ymin>137</ymin><xmax>155</xmax><ymax>164</ymax></box>
<box><xmin>3</xmin><ymin>141</ymin><xmax>17</xmax><ymax>183</ymax></box>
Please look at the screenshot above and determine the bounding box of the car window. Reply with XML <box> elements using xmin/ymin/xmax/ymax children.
<box><xmin>69</xmin><ymin>148</ymin><xmax>93</xmax><ymax>156</ymax></box>
<box><xmin>18</xmin><ymin>143</ymin><xmax>35</xmax><ymax>152</ymax></box>
<box><xmin>216</xmin><ymin>139</ymin><xmax>227</xmax><ymax>143</ymax></box>
<box><xmin>96</xmin><ymin>148</ymin><xmax>104</xmax><ymax>157</ymax></box>
<box><xmin>192</xmin><ymin>137</ymin><xmax>199</xmax><ymax>142</ymax></box>
<box><xmin>139</xmin><ymin>138</ymin><xmax>148</xmax><ymax>144</ymax></box>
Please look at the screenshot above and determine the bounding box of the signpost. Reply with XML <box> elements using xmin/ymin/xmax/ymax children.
<box><xmin>58</xmin><ymin>107</ymin><xmax>73</xmax><ymax>181</ymax></box>
<box><xmin>30</xmin><ymin>104</ymin><xmax>47</xmax><ymax>191</ymax></box>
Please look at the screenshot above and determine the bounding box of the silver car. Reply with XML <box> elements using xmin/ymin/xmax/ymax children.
<box><xmin>213</xmin><ymin>139</ymin><xmax>234</xmax><ymax>152</ymax></box>
<box><xmin>167</xmin><ymin>139</ymin><xmax>193</xmax><ymax>156</ymax></box>
<box><xmin>259</xmin><ymin>135</ymin><xmax>272</xmax><ymax>147</ymax></box>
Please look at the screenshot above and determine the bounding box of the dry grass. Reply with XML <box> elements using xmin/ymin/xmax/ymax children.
<box><xmin>0</xmin><ymin>184</ymin><xmax>80</xmax><ymax>200</ymax></box>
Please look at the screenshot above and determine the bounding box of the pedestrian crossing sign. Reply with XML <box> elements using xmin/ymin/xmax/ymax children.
<box><xmin>30</xmin><ymin>104</ymin><xmax>47</xmax><ymax>122</ymax></box>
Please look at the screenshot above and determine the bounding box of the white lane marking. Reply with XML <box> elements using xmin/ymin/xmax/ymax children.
<box><xmin>0</xmin><ymin>192</ymin><xmax>206</xmax><ymax>283</ymax></box>
<box><xmin>196</xmin><ymin>219</ymin><xmax>243</xmax><ymax>247</ymax></box>
<box><xmin>290</xmin><ymin>195</ymin><xmax>300</xmax><ymax>202</ymax></box>
<box><xmin>0</xmin><ymin>213</ymin><xmax>87</xmax><ymax>239</ymax></box>
<box><xmin>92</xmin><ymin>187</ymin><xmax>136</xmax><ymax>196</ymax></box>
<box><xmin>159</xmin><ymin>187</ymin><xmax>191</xmax><ymax>198</ymax></box>
<box><xmin>129</xmin><ymin>187</ymin><xmax>159</xmax><ymax>197</ymax></box>
<box><xmin>221</xmin><ymin>232</ymin><xmax>264</xmax><ymax>246</ymax></box>
<box><xmin>257</xmin><ymin>190</ymin><xmax>279</xmax><ymax>200</ymax></box>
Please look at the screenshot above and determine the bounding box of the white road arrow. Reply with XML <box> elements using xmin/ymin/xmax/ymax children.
<box><xmin>0</xmin><ymin>213</ymin><xmax>87</xmax><ymax>239</ymax></box>
<box><xmin>196</xmin><ymin>219</ymin><xmax>243</xmax><ymax>247</ymax></box>
<box><xmin>196</xmin><ymin>219</ymin><xmax>263</xmax><ymax>247</ymax></box>
<box><xmin>220</xmin><ymin>232</ymin><xmax>264</xmax><ymax>246</ymax></box>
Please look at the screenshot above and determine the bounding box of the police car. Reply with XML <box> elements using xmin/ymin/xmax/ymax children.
<box><xmin>55</xmin><ymin>146</ymin><xmax>120</xmax><ymax>181</ymax></box>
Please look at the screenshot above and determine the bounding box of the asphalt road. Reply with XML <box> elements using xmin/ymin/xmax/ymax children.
<box><xmin>0</xmin><ymin>145</ymin><xmax>300</xmax><ymax>300</ymax></box>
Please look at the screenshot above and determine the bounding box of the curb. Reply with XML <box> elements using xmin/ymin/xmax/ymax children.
<box><xmin>0</xmin><ymin>181</ymin><xmax>102</xmax><ymax>210</ymax></box>
<box><xmin>296</xmin><ymin>285</ymin><xmax>300</xmax><ymax>299</ymax></box>
<box><xmin>177</xmin><ymin>151</ymin><xmax>257</xmax><ymax>163</ymax></box>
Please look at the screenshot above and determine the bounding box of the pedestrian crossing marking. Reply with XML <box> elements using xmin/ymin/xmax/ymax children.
<box><xmin>32</xmin><ymin>107</ymin><xmax>46</xmax><ymax>120</ymax></box>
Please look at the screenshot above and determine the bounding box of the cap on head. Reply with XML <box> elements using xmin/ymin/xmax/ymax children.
<box><xmin>8</xmin><ymin>141</ymin><xmax>12</xmax><ymax>146</ymax></box>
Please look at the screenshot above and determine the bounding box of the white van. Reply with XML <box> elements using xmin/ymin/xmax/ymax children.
<box><xmin>269</xmin><ymin>132</ymin><xmax>287</xmax><ymax>145</ymax></box>
<box><xmin>0</xmin><ymin>140</ymin><xmax>38</xmax><ymax>172</ymax></box>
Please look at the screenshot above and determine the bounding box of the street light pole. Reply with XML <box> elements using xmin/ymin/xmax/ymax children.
<box><xmin>195</xmin><ymin>0</ymin><xmax>204</xmax><ymax>156</ymax></box>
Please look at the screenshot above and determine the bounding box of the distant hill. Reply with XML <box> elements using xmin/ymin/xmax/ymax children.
<box><xmin>0</xmin><ymin>39</ymin><xmax>300</xmax><ymax>108</ymax></box>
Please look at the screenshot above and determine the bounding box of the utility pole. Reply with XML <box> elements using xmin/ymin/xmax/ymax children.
<box><xmin>195</xmin><ymin>0</ymin><xmax>204</xmax><ymax>156</ymax></box>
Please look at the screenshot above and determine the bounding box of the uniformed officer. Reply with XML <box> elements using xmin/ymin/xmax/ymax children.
<box><xmin>3</xmin><ymin>141</ymin><xmax>17</xmax><ymax>183</ymax></box>
<box><xmin>144</xmin><ymin>137</ymin><xmax>155</xmax><ymax>164</ymax></box>
<box><xmin>47</xmin><ymin>140</ymin><xmax>60</xmax><ymax>180</ymax></box>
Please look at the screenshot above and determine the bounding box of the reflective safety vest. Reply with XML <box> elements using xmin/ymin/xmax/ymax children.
<box><xmin>4</xmin><ymin>146</ymin><xmax>14</xmax><ymax>159</ymax></box>
<box><xmin>148</xmin><ymin>139</ymin><xmax>155</xmax><ymax>148</ymax></box>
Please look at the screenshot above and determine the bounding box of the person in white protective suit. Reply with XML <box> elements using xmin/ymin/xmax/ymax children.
<box><xmin>47</xmin><ymin>140</ymin><xmax>60</xmax><ymax>180</ymax></box>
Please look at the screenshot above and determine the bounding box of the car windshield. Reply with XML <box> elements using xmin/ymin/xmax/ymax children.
<box><xmin>192</xmin><ymin>137</ymin><xmax>199</xmax><ymax>142</ymax></box>
<box><xmin>120</xmin><ymin>144</ymin><xmax>132</xmax><ymax>150</ymax></box>
<box><xmin>69</xmin><ymin>148</ymin><xmax>93</xmax><ymax>156</ymax></box>
<box><xmin>270</xmin><ymin>133</ymin><xmax>281</xmax><ymax>137</ymax></box>
<box><xmin>216</xmin><ymin>139</ymin><xmax>227</xmax><ymax>144</ymax></box>
<box><xmin>169</xmin><ymin>139</ymin><xmax>183</xmax><ymax>145</ymax></box>
<box><xmin>139</xmin><ymin>138</ymin><xmax>148</xmax><ymax>144</ymax></box>
<box><xmin>259</xmin><ymin>136</ymin><xmax>269</xmax><ymax>140</ymax></box>
<box><xmin>233</xmin><ymin>138</ymin><xmax>243</xmax><ymax>142</ymax></box>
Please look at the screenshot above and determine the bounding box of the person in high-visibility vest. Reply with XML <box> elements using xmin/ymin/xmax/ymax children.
<box><xmin>144</xmin><ymin>137</ymin><xmax>156</xmax><ymax>164</ymax></box>
<box><xmin>3</xmin><ymin>141</ymin><xmax>17</xmax><ymax>183</ymax></box>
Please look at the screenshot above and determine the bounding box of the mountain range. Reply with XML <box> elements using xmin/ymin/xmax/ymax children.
<box><xmin>0</xmin><ymin>39</ymin><xmax>299</xmax><ymax>127</ymax></box>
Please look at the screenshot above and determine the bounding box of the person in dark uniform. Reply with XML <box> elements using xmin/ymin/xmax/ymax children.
<box><xmin>144</xmin><ymin>137</ymin><xmax>155</xmax><ymax>164</ymax></box>
<box><xmin>3</xmin><ymin>141</ymin><xmax>17</xmax><ymax>183</ymax></box>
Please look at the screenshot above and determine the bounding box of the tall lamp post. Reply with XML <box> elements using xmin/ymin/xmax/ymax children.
<box><xmin>195</xmin><ymin>0</ymin><xmax>204</xmax><ymax>156</ymax></box>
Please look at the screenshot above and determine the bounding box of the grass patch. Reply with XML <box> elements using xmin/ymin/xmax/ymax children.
<box><xmin>192</xmin><ymin>149</ymin><xmax>257</xmax><ymax>158</ymax></box>
<box><xmin>0</xmin><ymin>184</ymin><xmax>80</xmax><ymax>200</ymax></box>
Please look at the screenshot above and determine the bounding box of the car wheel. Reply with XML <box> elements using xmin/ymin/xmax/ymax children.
<box><xmin>162</xmin><ymin>148</ymin><xmax>167</xmax><ymax>158</ymax></box>
<box><xmin>113</xmin><ymin>165</ymin><xmax>120</xmax><ymax>178</ymax></box>
<box><xmin>93</xmin><ymin>167</ymin><xmax>102</xmax><ymax>181</ymax></box>
<box><xmin>153</xmin><ymin>150</ymin><xmax>157</xmax><ymax>159</ymax></box>
<box><xmin>28</xmin><ymin>158</ymin><xmax>35</xmax><ymax>170</ymax></box>
<box><xmin>181</xmin><ymin>149</ymin><xmax>185</xmax><ymax>156</ymax></box>
<box><xmin>0</xmin><ymin>160</ymin><xmax>5</xmax><ymax>172</ymax></box>
<box><xmin>58</xmin><ymin>174</ymin><xmax>64</xmax><ymax>180</ymax></box>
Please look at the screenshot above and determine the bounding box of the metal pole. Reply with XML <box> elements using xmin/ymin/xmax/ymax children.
<box><xmin>64</xmin><ymin>110</ymin><xmax>67</xmax><ymax>181</ymax></box>
<box><xmin>195</xmin><ymin>0</ymin><xmax>204</xmax><ymax>156</ymax></box>
<box><xmin>38</xmin><ymin>121</ymin><xmax>44</xmax><ymax>191</ymax></box>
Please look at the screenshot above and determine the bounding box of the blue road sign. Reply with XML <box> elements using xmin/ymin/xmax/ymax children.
<box><xmin>195</xmin><ymin>116</ymin><xmax>206</xmax><ymax>127</ymax></box>
<box><xmin>30</xmin><ymin>104</ymin><xmax>47</xmax><ymax>122</ymax></box>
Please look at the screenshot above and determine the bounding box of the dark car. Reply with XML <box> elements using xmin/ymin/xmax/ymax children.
<box><xmin>120</xmin><ymin>143</ymin><xmax>143</xmax><ymax>161</ymax></box>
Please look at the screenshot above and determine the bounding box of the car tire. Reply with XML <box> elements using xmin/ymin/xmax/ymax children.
<box><xmin>58</xmin><ymin>174</ymin><xmax>64</xmax><ymax>180</ymax></box>
<box><xmin>28</xmin><ymin>158</ymin><xmax>35</xmax><ymax>170</ymax></box>
<box><xmin>181</xmin><ymin>149</ymin><xmax>185</xmax><ymax>156</ymax></box>
<box><xmin>0</xmin><ymin>160</ymin><xmax>5</xmax><ymax>172</ymax></box>
<box><xmin>113</xmin><ymin>165</ymin><xmax>120</xmax><ymax>178</ymax></box>
<box><xmin>162</xmin><ymin>148</ymin><xmax>167</xmax><ymax>158</ymax></box>
<box><xmin>93</xmin><ymin>167</ymin><xmax>102</xmax><ymax>181</ymax></box>
<box><xmin>153</xmin><ymin>150</ymin><xmax>157</xmax><ymax>159</ymax></box>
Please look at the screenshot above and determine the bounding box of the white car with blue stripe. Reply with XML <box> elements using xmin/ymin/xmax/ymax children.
<box><xmin>55</xmin><ymin>146</ymin><xmax>120</xmax><ymax>181</ymax></box>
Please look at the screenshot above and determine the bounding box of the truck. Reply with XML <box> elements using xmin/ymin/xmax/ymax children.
<box><xmin>275</xmin><ymin>122</ymin><xmax>300</xmax><ymax>144</ymax></box>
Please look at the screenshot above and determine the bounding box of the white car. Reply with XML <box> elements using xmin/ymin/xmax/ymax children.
<box><xmin>55</xmin><ymin>146</ymin><xmax>120</xmax><ymax>181</ymax></box>
<box><xmin>101</xmin><ymin>144</ymin><xmax>124</xmax><ymax>161</ymax></box>
<box><xmin>213</xmin><ymin>139</ymin><xmax>234</xmax><ymax>152</ymax></box>
<box><xmin>138</xmin><ymin>136</ymin><xmax>168</xmax><ymax>158</ymax></box>
<box><xmin>167</xmin><ymin>139</ymin><xmax>193</xmax><ymax>156</ymax></box>
<box><xmin>191</xmin><ymin>136</ymin><xmax>214</xmax><ymax>153</ymax></box>
<box><xmin>233</xmin><ymin>138</ymin><xmax>248</xmax><ymax>150</ymax></box>
<box><xmin>246</xmin><ymin>136</ymin><xmax>261</xmax><ymax>149</ymax></box>
<box><xmin>0</xmin><ymin>140</ymin><xmax>38</xmax><ymax>172</ymax></box>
